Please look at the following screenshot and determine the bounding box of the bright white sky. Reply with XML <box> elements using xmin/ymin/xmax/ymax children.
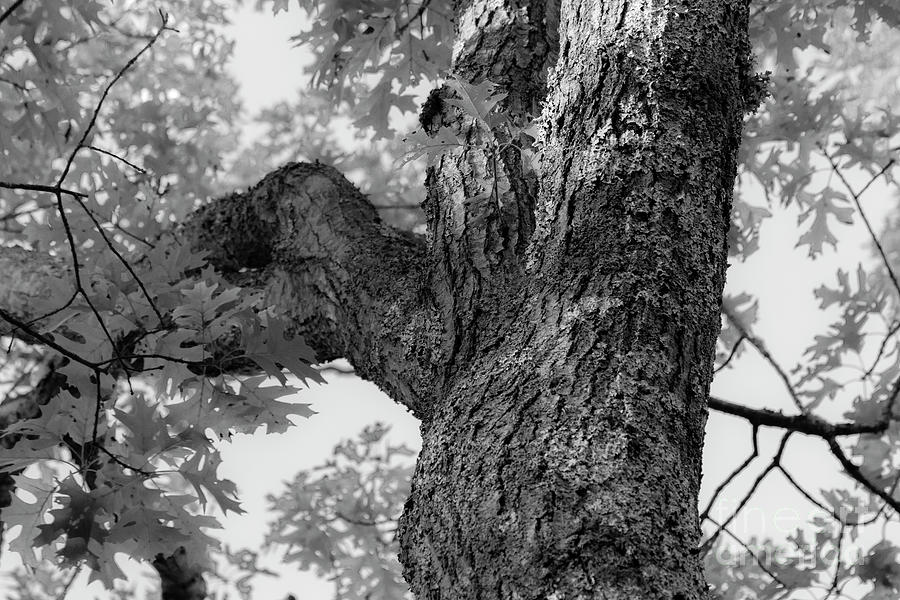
<box><xmin>3</xmin><ymin>4</ymin><xmax>898</xmax><ymax>600</ymax></box>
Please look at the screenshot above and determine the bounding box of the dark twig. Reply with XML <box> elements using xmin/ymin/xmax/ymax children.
<box><xmin>83</xmin><ymin>203</ymin><xmax>154</xmax><ymax>248</ymax></box>
<box><xmin>0</xmin><ymin>0</ymin><xmax>26</xmax><ymax>28</ymax></box>
<box><xmin>708</xmin><ymin>395</ymin><xmax>888</xmax><ymax>438</ymax></box>
<box><xmin>57</xmin><ymin>11</ymin><xmax>171</xmax><ymax>186</ymax></box>
<box><xmin>827</xmin><ymin>437</ymin><xmax>900</xmax><ymax>514</ymax></box>
<box><xmin>96</xmin><ymin>444</ymin><xmax>152</xmax><ymax>477</ymax></box>
<box><xmin>87</xmin><ymin>145</ymin><xmax>146</xmax><ymax>174</ymax></box>
<box><xmin>24</xmin><ymin>290</ymin><xmax>78</xmax><ymax>328</ymax></box>
<box><xmin>93</xmin><ymin>352</ymin><xmax>193</xmax><ymax>368</ymax></box>
<box><xmin>32</xmin><ymin>13</ymin><xmax>171</xmax><ymax>334</ymax></box>
<box><xmin>397</xmin><ymin>0</ymin><xmax>432</xmax><ymax>34</ymax></box>
<box><xmin>714</xmin><ymin>334</ymin><xmax>745</xmax><ymax>374</ymax></box>
<box><xmin>823</xmin><ymin>523</ymin><xmax>846</xmax><ymax>600</ymax></box>
<box><xmin>90</xmin><ymin>368</ymin><xmax>104</xmax><ymax>445</ymax></box>
<box><xmin>68</xmin><ymin>191</ymin><xmax>163</xmax><ymax>323</ymax></box>
<box><xmin>722</xmin><ymin>305</ymin><xmax>804</xmax><ymax>411</ymax></box>
<box><xmin>861</xmin><ymin>320</ymin><xmax>900</xmax><ymax>381</ymax></box>
<box><xmin>0</xmin><ymin>181</ymin><xmax>87</xmax><ymax>198</ymax></box>
<box><xmin>700</xmin><ymin>432</ymin><xmax>792</xmax><ymax>553</ymax></box>
<box><xmin>820</xmin><ymin>149</ymin><xmax>899</xmax><ymax>301</ymax></box>
<box><xmin>57</xmin><ymin>564</ymin><xmax>81</xmax><ymax>600</ymax></box>
<box><xmin>0</xmin><ymin>307</ymin><xmax>102</xmax><ymax>371</ymax></box>
<box><xmin>777</xmin><ymin>465</ymin><xmax>882</xmax><ymax>526</ymax></box>
<box><xmin>699</xmin><ymin>425</ymin><xmax>759</xmax><ymax>521</ymax></box>
<box><xmin>0</xmin><ymin>75</ymin><xmax>28</xmax><ymax>92</ymax></box>
<box><xmin>704</xmin><ymin>514</ymin><xmax>791</xmax><ymax>591</ymax></box>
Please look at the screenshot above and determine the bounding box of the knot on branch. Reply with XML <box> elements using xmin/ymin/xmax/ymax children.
<box><xmin>185</xmin><ymin>189</ymin><xmax>278</xmax><ymax>273</ymax></box>
<box><xmin>188</xmin><ymin>162</ymin><xmax>383</xmax><ymax>276</ymax></box>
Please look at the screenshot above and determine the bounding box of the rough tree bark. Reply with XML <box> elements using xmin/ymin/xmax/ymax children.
<box><xmin>395</xmin><ymin>1</ymin><xmax>753</xmax><ymax>598</ymax></box>
<box><xmin>1</xmin><ymin>0</ymin><xmax>756</xmax><ymax>598</ymax></box>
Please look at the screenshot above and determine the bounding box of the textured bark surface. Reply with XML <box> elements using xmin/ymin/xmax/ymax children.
<box><xmin>184</xmin><ymin>162</ymin><xmax>444</xmax><ymax>418</ymax></box>
<box><xmin>0</xmin><ymin>0</ymin><xmax>755</xmax><ymax>598</ymax></box>
<box><xmin>399</xmin><ymin>1</ymin><xmax>752</xmax><ymax>599</ymax></box>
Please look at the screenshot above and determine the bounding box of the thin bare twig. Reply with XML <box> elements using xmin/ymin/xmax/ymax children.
<box><xmin>398</xmin><ymin>0</ymin><xmax>433</xmax><ymax>34</ymax></box>
<box><xmin>722</xmin><ymin>305</ymin><xmax>805</xmax><ymax>411</ymax></box>
<box><xmin>87</xmin><ymin>145</ymin><xmax>146</xmax><ymax>173</ymax></box>
<box><xmin>57</xmin><ymin>11</ymin><xmax>172</xmax><ymax>186</ymax></box>
<box><xmin>0</xmin><ymin>75</ymin><xmax>28</xmax><ymax>92</ymax></box>
<box><xmin>704</xmin><ymin>514</ymin><xmax>791</xmax><ymax>591</ymax></box>
<box><xmin>0</xmin><ymin>181</ymin><xmax>87</xmax><ymax>198</ymax></box>
<box><xmin>0</xmin><ymin>307</ymin><xmax>101</xmax><ymax>372</ymax></box>
<box><xmin>820</xmin><ymin>148</ymin><xmax>899</xmax><ymax>300</ymax></box>
<box><xmin>699</xmin><ymin>425</ymin><xmax>759</xmax><ymax>521</ymax></box>
<box><xmin>96</xmin><ymin>444</ymin><xmax>152</xmax><ymax>477</ymax></box>
<box><xmin>823</xmin><ymin>523</ymin><xmax>846</xmax><ymax>600</ymax></box>
<box><xmin>827</xmin><ymin>437</ymin><xmax>900</xmax><ymax>515</ymax></box>
<box><xmin>0</xmin><ymin>0</ymin><xmax>26</xmax><ymax>28</ymax></box>
<box><xmin>334</xmin><ymin>511</ymin><xmax>394</xmax><ymax>527</ymax></box>
<box><xmin>861</xmin><ymin>320</ymin><xmax>900</xmax><ymax>380</ymax></box>
<box><xmin>31</xmin><ymin>12</ymin><xmax>172</xmax><ymax>334</ymax></box>
<box><xmin>700</xmin><ymin>432</ymin><xmax>792</xmax><ymax>553</ymax></box>
<box><xmin>714</xmin><ymin>334</ymin><xmax>745</xmax><ymax>374</ymax></box>
<box><xmin>57</xmin><ymin>564</ymin><xmax>82</xmax><ymax>600</ymax></box>
<box><xmin>68</xmin><ymin>190</ymin><xmax>164</xmax><ymax>323</ymax></box>
<box><xmin>778</xmin><ymin>465</ymin><xmax>883</xmax><ymax>527</ymax></box>
<box><xmin>83</xmin><ymin>203</ymin><xmax>154</xmax><ymax>248</ymax></box>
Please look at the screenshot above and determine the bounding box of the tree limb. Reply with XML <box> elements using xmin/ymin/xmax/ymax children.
<box><xmin>708</xmin><ymin>397</ymin><xmax>900</xmax><ymax>517</ymax></box>
<box><xmin>708</xmin><ymin>395</ymin><xmax>889</xmax><ymax>438</ymax></box>
<box><xmin>183</xmin><ymin>162</ymin><xmax>442</xmax><ymax>417</ymax></box>
<box><xmin>0</xmin><ymin>163</ymin><xmax>443</xmax><ymax>417</ymax></box>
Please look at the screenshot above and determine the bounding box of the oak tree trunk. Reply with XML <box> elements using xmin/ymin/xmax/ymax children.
<box><xmin>1</xmin><ymin>0</ymin><xmax>756</xmax><ymax>598</ymax></box>
<box><xmin>396</xmin><ymin>1</ymin><xmax>752</xmax><ymax>598</ymax></box>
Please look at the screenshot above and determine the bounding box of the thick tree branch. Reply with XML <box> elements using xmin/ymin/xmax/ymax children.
<box><xmin>184</xmin><ymin>162</ymin><xmax>442</xmax><ymax>418</ymax></box>
<box><xmin>0</xmin><ymin>163</ymin><xmax>443</xmax><ymax>417</ymax></box>
<box><xmin>708</xmin><ymin>395</ymin><xmax>889</xmax><ymax>438</ymax></box>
